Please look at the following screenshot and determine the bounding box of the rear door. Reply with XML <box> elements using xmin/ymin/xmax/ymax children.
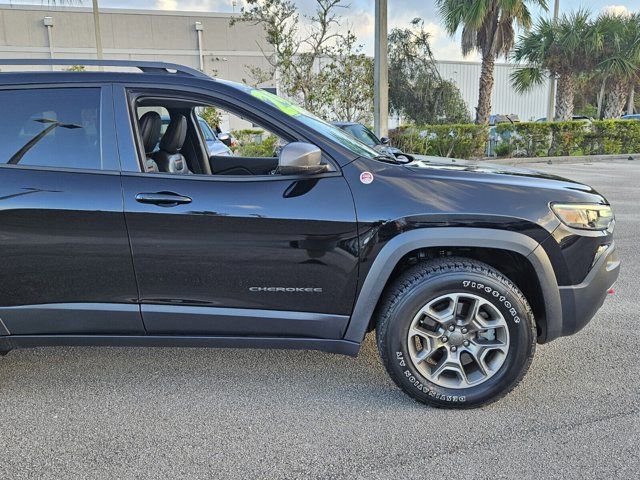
<box><xmin>0</xmin><ymin>85</ymin><xmax>143</xmax><ymax>335</ymax></box>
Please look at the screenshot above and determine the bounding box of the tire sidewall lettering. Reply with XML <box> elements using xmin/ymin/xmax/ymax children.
<box><xmin>462</xmin><ymin>280</ymin><xmax>521</xmax><ymax>324</ymax></box>
<box><xmin>395</xmin><ymin>352</ymin><xmax>466</xmax><ymax>403</ymax></box>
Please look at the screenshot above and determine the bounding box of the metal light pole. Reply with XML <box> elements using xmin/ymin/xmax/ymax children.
<box><xmin>546</xmin><ymin>0</ymin><xmax>560</xmax><ymax>121</ymax></box>
<box><xmin>92</xmin><ymin>0</ymin><xmax>103</xmax><ymax>60</ymax></box>
<box><xmin>374</xmin><ymin>0</ymin><xmax>388</xmax><ymax>138</ymax></box>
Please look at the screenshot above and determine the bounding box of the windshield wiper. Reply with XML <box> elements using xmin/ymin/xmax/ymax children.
<box><xmin>374</xmin><ymin>154</ymin><xmax>402</xmax><ymax>164</ymax></box>
<box><xmin>374</xmin><ymin>154</ymin><xmax>414</xmax><ymax>165</ymax></box>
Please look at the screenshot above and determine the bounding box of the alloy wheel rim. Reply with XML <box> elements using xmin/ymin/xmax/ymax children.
<box><xmin>406</xmin><ymin>293</ymin><xmax>510</xmax><ymax>389</ymax></box>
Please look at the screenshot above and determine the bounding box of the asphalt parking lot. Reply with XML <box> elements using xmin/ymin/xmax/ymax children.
<box><xmin>1</xmin><ymin>160</ymin><xmax>638</xmax><ymax>479</ymax></box>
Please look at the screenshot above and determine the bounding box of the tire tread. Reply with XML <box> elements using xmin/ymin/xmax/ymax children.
<box><xmin>375</xmin><ymin>256</ymin><xmax>536</xmax><ymax>408</ymax></box>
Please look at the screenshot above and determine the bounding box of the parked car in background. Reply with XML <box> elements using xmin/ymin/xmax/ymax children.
<box><xmin>489</xmin><ymin>114</ymin><xmax>520</xmax><ymax>126</ymax></box>
<box><xmin>332</xmin><ymin>121</ymin><xmax>413</xmax><ymax>162</ymax></box>
<box><xmin>488</xmin><ymin>114</ymin><xmax>521</xmax><ymax>156</ymax></box>
<box><xmin>621</xmin><ymin>114</ymin><xmax>640</xmax><ymax>121</ymax></box>
<box><xmin>197</xmin><ymin>117</ymin><xmax>233</xmax><ymax>156</ymax></box>
<box><xmin>536</xmin><ymin>115</ymin><xmax>592</xmax><ymax>123</ymax></box>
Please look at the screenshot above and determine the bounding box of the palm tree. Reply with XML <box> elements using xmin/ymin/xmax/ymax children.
<box><xmin>436</xmin><ymin>0</ymin><xmax>548</xmax><ymax>124</ymax></box>
<box><xmin>510</xmin><ymin>10</ymin><xmax>600</xmax><ymax>121</ymax></box>
<box><xmin>595</xmin><ymin>13</ymin><xmax>640</xmax><ymax>118</ymax></box>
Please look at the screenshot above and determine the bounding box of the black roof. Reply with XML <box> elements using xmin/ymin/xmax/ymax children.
<box><xmin>0</xmin><ymin>58</ymin><xmax>208</xmax><ymax>78</ymax></box>
<box><xmin>0</xmin><ymin>58</ymin><xmax>221</xmax><ymax>90</ymax></box>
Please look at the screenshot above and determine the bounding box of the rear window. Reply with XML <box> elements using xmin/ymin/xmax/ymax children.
<box><xmin>0</xmin><ymin>88</ymin><xmax>103</xmax><ymax>170</ymax></box>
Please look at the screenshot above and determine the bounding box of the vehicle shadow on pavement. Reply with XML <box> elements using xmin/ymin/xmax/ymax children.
<box><xmin>0</xmin><ymin>334</ymin><xmax>418</xmax><ymax>409</ymax></box>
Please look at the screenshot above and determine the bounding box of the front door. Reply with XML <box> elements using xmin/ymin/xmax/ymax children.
<box><xmin>121</xmin><ymin>174</ymin><xmax>359</xmax><ymax>338</ymax></box>
<box><xmin>118</xmin><ymin>90</ymin><xmax>359</xmax><ymax>339</ymax></box>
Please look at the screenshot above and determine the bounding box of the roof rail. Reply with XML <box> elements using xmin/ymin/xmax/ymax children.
<box><xmin>0</xmin><ymin>59</ymin><xmax>211</xmax><ymax>80</ymax></box>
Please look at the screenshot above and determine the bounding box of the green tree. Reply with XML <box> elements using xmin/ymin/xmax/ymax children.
<box><xmin>595</xmin><ymin>12</ymin><xmax>640</xmax><ymax>118</ymax></box>
<box><xmin>436</xmin><ymin>0</ymin><xmax>548</xmax><ymax>124</ymax></box>
<box><xmin>511</xmin><ymin>10</ymin><xmax>600</xmax><ymax>121</ymax></box>
<box><xmin>199</xmin><ymin>106</ymin><xmax>222</xmax><ymax>130</ymax></box>
<box><xmin>318</xmin><ymin>33</ymin><xmax>374</xmax><ymax>123</ymax></box>
<box><xmin>234</xmin><ymin>0</ymin><xmax>349</xmax><ymax>113</ymax></box>
<box><xmin>388</xmin><ymin>18</ymin><xmax>470</xmax><ymax>124</ymax></box>
<box><xmin>572</xmin><ymin>73</ymin><xmax>601</xmax><ymax>118</ymax></box>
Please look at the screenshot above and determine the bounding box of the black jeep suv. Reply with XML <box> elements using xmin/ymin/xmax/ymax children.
<box><xmin>0</xmin><ymin>60</ymin><xmax>620</xmax><ymax>408</ymax></box>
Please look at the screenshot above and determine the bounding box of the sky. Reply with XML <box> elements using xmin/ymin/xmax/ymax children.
<box><xmin>2</xmin><ymin>0</ymin><xmax>640</xmax><ymax>61</ymax></box>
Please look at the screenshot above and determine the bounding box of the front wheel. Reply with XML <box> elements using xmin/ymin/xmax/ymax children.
<box><xmin>376</xmin><ymin>257</ymin><xmax>536</xmax><ymax>408</ymax></box>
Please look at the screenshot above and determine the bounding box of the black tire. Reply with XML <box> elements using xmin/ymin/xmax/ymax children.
<box><xmin>376</xmin><ymin>257</ymin><xmax>536</xmax><ymax>409</ymax></box>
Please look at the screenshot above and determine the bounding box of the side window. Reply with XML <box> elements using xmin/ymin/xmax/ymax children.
<box><xmin>209</xmin><ymin>107</ymin><xmax>288</xmax><ymax>159</ymax></box>
<box><xmin>133</xmin><ymin>96</ymin><xmax>294</xmax><ymax>177</ymax></box>
<box><xmin>0</xmin><ymin>88</ymin><xmax>103</xmax><ymax>170</ymax></box>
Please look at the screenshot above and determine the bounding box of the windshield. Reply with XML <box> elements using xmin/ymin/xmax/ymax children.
<box><xmin>236</xmin><ymin>86</ymin><xmax>381</xmax><ymax>159</ymax></box>
<box><xmin>343</xmin><ymin>124</ymin><xmax>380</xmax><ymax>147</ymax></box>
<box><xmin>198</xmin><ymin>118</ymin><xmax>216</xmax><ymax>142</ymax></box>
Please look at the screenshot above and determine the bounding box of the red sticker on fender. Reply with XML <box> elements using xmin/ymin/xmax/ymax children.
<box><xmin>360</xmin><ymin>171</ymin><xmax>374</xmax><ymax>184</ymax></box>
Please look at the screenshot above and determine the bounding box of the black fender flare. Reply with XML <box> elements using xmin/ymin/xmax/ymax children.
<box><xmin>343</xmin><ymin>227</ymin><xmax>563</xmax><ymax>344</ymax></box>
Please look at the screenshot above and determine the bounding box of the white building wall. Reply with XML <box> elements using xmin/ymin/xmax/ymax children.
<box><xmin>436</xmin><ymin>60</ymin><xmax>550</xmax><ymax>122</ymax></box>
<box><xmin>0</xmin><ymin>4</ymin><xmax>274</xmax><ymax>83</ymax></box>
<box><xmin>0</xmin><ymin>5</ymin><xmax>276</xmax><ymax>131</ymax></box>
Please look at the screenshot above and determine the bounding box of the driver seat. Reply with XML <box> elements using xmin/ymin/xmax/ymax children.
<box><xmin>153</xmin><ymin>115</ymin><xmax>191</xmax><ymax>174</ymax></box>
<box><xmin>138</xmin><ymin>111</ymin><xmax>162</xmax><ymax>173</ymax></box>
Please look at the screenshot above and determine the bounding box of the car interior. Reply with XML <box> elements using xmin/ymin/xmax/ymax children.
<box><xmin>134</xmin><ymin>98</ymin><xmax>289</xmax><ymax>176</ymax></box>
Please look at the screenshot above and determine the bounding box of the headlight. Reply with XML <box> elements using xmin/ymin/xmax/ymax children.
<box><xmin>551</xmin><ymin>203</ymin><xmax>614</xmax><ymax>230</ymax></box>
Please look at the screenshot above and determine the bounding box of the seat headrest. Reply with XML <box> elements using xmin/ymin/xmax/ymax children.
<box><xmin>160</xmin><ymin>115</ymin><xmax>187</xmax><ymax>154</ymax></box>
<box><xmin>138</xmin><ymin>111</ymin><xmax>162</xmax><ymax>155</ymax></box>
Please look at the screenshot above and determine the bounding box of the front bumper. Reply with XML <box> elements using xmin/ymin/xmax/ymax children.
<box><xmin>558</xmin><ymin>243</ymin><xmax>620</xmax><ymax>337</ymax></box>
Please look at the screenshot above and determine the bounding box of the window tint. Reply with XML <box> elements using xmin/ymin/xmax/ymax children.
<box><xmin>236</xmin><ymin>84</ymin><xmax>380</xmax><ymax>160</ymax></box>
<box><xmin>198</xmin><ymin>119</ymin><xmax>216</xmax><ymax>142</ymax></box>
<box><xmin>200</xmin><ymin>105</ymin><xmax>288</xmax><ymax>159</ymax></box>
<box><xmin>344</xmin><ymin>124</ymin><xmax>380</xmax><ymax>147</ymax></box>
<box><xmin>0</xmin><ymin>88</ymin><xmax>102</xmax><ymax>170</ymax></box>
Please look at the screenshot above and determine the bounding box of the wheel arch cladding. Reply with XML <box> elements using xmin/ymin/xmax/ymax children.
<box><xmin>344</xmin><ymin>227</ymin><xmax>563</xmax><ymax>344</ymax></box>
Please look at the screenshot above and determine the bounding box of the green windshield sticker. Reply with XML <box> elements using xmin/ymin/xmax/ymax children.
<box><xmin>250</xmin><ymin>89</ymin><xmax>304</xmax><ymax>117</ymax></box>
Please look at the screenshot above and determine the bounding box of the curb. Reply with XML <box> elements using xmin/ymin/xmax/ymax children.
<box><xmin>482</xmin><ymin>153</ymin><xmax>640</xmax><ymax>166</ymax></box>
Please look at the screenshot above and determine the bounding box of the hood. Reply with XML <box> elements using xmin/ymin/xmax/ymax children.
<box><xmin>408</xmin><ymin>155</ymin><xmax>594</xmax><ymax>189</ymax></box>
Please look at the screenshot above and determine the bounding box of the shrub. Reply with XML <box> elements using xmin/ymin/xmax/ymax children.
<box><xmin>494</xmin><ymin>142</ymin><xmax>514</xmax><ymax>157</ymax></box>
<box><xmin>231</xmin><ymin>129</ymin><xmax>279</xmax><ymax>157</ymax></box>
<box><xmin>496</xmin><ymin>123</ymin><xmax>552</xmax><ymax>157</ymax></box>
<box><xmin>548</xmin><ymin>121</ymin><xmax>591</xmax><ymax>156</ymax></box>
<box><xmin>390</xmin><ymin>124</ymin><xmax>488</xmax><ymax>159</ymax></box>
<box><xmin>390</xmin><ymin>119</ymin><xmax>640</xmax><ymax>159</ymax></box>
<box><xmin>587</xmin><ymin>120</ymin><xmax>640</xmax><ymax>155</ymax></box>
<box><xmin>489</xmin><ymin>120</ymin><xmax>640</xmax><ymax>157</ymax></box>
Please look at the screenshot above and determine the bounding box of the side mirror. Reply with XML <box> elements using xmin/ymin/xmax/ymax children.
<box><xmin>380</xmin><ymin>136</ymin><xmax>390</xmax><ymax>145</ymax></box>
<box><xmin>217</xmin><ymin>132</ymin><xmax>232</xmax><ymax>147</ymax></box>
<box><xmin>278</xmin><ymin>142</ymin><xmax>327</xmax><ymax>175</ymax></box>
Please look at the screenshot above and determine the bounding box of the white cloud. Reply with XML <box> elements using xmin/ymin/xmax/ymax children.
<box><xmin>148</xmin><ymin>0</ymin><xmax>473</xmax><ymax>62</ymax></box>
<box><xmin>155</xmin><ymin>0</ymin><xmax>178</xmax><ymax>9</ymax></box>
<box><xmin>154</xmin><ymin>0</ymin><xmax>241</xmax><ymax>11</ymax></box>
<box><xmin>602</xmin><ymin>5</ymin><xmax>632</xmax><ymax>16</ymax></box>
<box><xmin>347</xmin><ymin>9</ymin><xmax>375</xmax><ymax>41</ymax></box>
